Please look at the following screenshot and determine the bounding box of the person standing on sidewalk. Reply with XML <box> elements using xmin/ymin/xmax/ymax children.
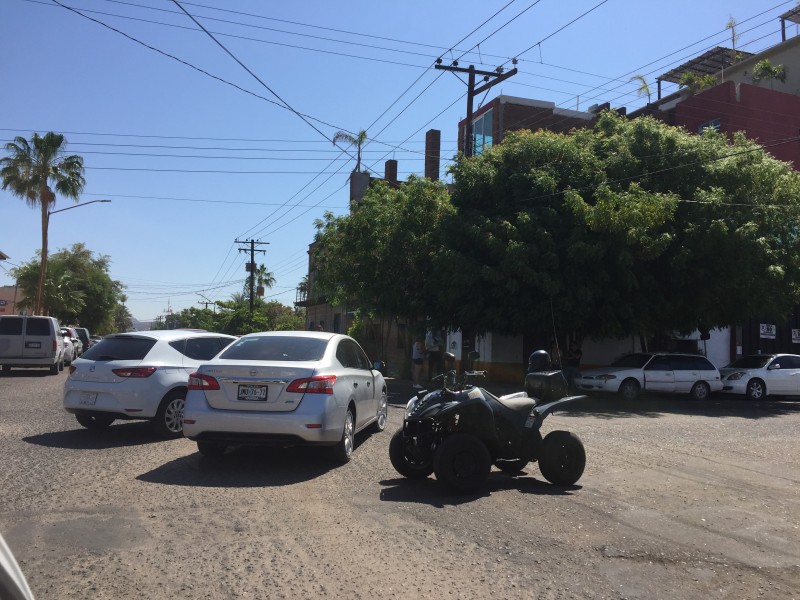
<box><xmin>412</xmin><ymin>336</ymin><xmax>426</xmax><ymax>389</ymax></box>
<box><xmin>425</xmin><ymin>329</ymin><xmax>443</xmax><ymax>381</ymax></box>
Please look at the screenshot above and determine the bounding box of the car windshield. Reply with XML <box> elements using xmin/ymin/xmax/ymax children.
<box><xmin>220</xmin><ymin>336</ymin><xmax>328</xmax><ymax>362</ymax></box>
<box><xmin>724</xmin><ymin>355</ymin><xmax>772</xmax><ymax>369</ymax></box>
<box><xmin>610</xmin><ymin>353</ymin><xmax>652</xmax><ymax>368</ymax></box>
<box><xmin>81</xmin><ymin>337</ymin><xmax>157</xmax><ymax>361</ymax></box>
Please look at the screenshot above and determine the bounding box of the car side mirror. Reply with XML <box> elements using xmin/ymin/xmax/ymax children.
<box><xmin>372</xmin><ymin>360</ymin><xmax>386</xmax><ymax>374</ymax></box>
<box><xmin>768</xmin><ymin>363</ymin><xmax>780</xmax><ymax>370</ymax></box>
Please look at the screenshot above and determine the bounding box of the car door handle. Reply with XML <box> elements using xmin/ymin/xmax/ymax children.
<box><xmin>353</xmin><ymin>382</ymin><xmax>358</xmax><ymax>388</ymax></box>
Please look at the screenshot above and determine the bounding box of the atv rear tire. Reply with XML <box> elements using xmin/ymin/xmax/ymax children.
<box><xmin>539</xmin><ymin>430</ymin><xmax>585</xmax><ymax>486</ymax></box>
<box><xmin>389</xmin><ymin>428</ymin><xmax>433</xmax><ymax>479</ymax></box>
<box><xmin>433</xmin><ymin>433</ymin><xmax>491</xmax><ymax>493</ymax></box>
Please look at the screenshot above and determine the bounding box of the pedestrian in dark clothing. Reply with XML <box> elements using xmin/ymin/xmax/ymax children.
<box><xmin>563</xmin><ymin>341</ymin><xmax>582</xmax><ymax>391</ymax></box>
<box><xmin>425</xmin><ymin>330</ymin><xmax>443</xmax><ymax>380</ymax></box>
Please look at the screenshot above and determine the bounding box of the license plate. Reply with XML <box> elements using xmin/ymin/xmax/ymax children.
<box><xmin>25</xmin><ymin>341</ymin><xmax>42</xmax><ymax>349</ymax></box>
<box><xmin>237</xmin><ymin>384</ymin><xmax>267</xmax><ymax>401</ymax></box>
<box><xmin>79</xmin><ymin>392</ymin><xmax>98</xmax><ymax>406</ymax></box>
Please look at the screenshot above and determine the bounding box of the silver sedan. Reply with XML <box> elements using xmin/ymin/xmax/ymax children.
<box><xmin>183</xmin><ymin>331</ymin><xmax>388</xmax><ymax>462</ymax></box>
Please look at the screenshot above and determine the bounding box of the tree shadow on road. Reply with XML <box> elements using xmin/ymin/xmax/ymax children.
<box><xmin>555</xmin><ymin>394</ymin><xmax>800</xmax><ymax>420</ymax></box>
<box><xmin>378</xmin><ymin>471</ymin><xmax>579</xmax><ymax>507</ymax></box>
<box><xmin>23</xmin><ymin>421</ymin><xmax>168</xmax><ymax>449</ymax></box>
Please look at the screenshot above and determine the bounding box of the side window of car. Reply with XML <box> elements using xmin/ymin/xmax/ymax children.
<box><xmin>215</xmin><ymin>337</ymin><xmax>234</xmax><ymax>354</ymax></box>
<box><xmin>693</xmin><ymin>357</ymin><xmax>716</xmax><ymax>371</ymax></box>
<box><xmin>0</xmin><ymin>317</ymin><xmax>23</xmax><ymax>335</ymax></box>
<box><xmin>354</xmin><ymin>344</ymin><xmax>372</xmax><ymax>371</ymax></box>
<box><xmin>336</xmin><ymin>340</ymin><xmax>361</xmax><ymax>369</ymax></box>
<box><xmin>774</xmin><ymin>356</ymin><xmax>799</xmax><ymax>369</ymax></box>
<box><xmin>183</xmin><ymin>338</ymin><xmax>223</xmax><ymax>360</ymax></box>
<box><xmin>168</xmin><ymin>339</ymin><xmax>186</xmax><ymax>355</ymax></box>
<box><xmin>646</xmin><ymin>356</ymin><xmax>672</xmax><ymax>370</ymax></box>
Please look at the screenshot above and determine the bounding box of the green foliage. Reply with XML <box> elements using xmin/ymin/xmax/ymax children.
<box><xmin>312</xmin><ymin>176</ymin><xmax>454</xmax><ymax>325</ymax></box>
<box><xmin>752</xmin><ymin>59</ymin><xmax>787</xmax><ymax>88</ymax></box>
<box><xmin>12</xmin><ymin>243</ymin><xmax>124</xmax><ymax>332</ymax></box>
<box><xmin>438</xmin><ymin>112</ymin><xmax>800</xmax><ymax>338</ymax></box>
<box><xmin>154</xmin><ymin>295</ymin><xmax>303</xmax><ymax>336</ymax></box>
<box><xmin>678</xmin><ymin>72</ymin><xmax>718</xmax><ymax>94</ymax></box>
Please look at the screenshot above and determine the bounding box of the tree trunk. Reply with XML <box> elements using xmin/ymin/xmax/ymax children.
<box><xmin>36</xmin><ymin>201</ymin><xmax>49</xmax><ymax>315</ymax></box>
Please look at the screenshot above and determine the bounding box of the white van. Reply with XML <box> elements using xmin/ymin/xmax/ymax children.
<box><xmin>0</xmin><ymin>315</ymin><xmax>65</xmax><ymax>375</ymax></box>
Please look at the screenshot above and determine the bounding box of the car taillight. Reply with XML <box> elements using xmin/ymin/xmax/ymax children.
<box><xmin>188</xmin><ymin>372</ymin><xmax>220</xmax><ymax>390</ymax></box>
<box><xmin>112</xmin><ymin>367</ymin><xmax>157</xmax><ymax>378</ymax></box>
<box><xmin>53</xmin><ymin>340</ymin><xmax>57</xmax><ymax>352</ymax></box>
<box><xmin>69</xmin><ymin>366</ymin><xmax>76</xmax><ymax>375</ymax></box>
<box><xmin>286</xmin><ymin>375</ymin><xmax>337</xmax><ymax>394</ymax></box>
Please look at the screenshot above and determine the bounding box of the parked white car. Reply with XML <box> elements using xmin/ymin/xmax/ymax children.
<box><xmin>64</xmin><ymin>330</ymin><xmax>236</xmax><ymax>437</ymax></box>
<box><xmin>575</xmin><ymin>352</ymin><xmax>723</xmax><ymax>401</ymax></box>
<box><xmin>183</xmin><ymin>331</ymin><xmax>387</xmax><ymax>462</ymax></box>
<box><xmin>719</xmin><ymin>354</ymin><xmax>800</xmax><ymax>400</ymax></box>
<box><xmin>61</xmin><ymin>331</ymin><xmax>75</xmax><ymax>365</ymax></box>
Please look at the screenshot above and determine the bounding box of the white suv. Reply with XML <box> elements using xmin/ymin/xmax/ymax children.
<box><xmin>64</xmin><ymin>330</ymin><xmax>236</xmax><ymax>437</ymax></box>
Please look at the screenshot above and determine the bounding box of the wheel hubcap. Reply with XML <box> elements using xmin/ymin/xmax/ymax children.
<box><xmin>377</xmin><ymin>395</ymin><xmax>387</xmax><ymax>429</ymax></box>
<box><xmin>165</xmin><ymin>398</ymin><xmax>185</xmax><ymax>432</ymax></box>
<box><xmin>343</xmin><ymin>411</ymin><xmax>354</xmax><ymax>456</ymax></box>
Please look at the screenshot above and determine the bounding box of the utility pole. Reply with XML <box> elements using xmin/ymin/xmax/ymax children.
<box><xmin>235</xmin><ymin>239</ymin><xmax>269</xmax><ymax>319</ymax></box>
<box><xmin>435</xmin><ymin>60</ymin><xmax>517</xmax><ymax>157</ymax></box>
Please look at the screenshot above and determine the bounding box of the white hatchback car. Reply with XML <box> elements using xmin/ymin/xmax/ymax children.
<box><xmin>719</xmin><ymin>354</ymin><xmax>800</xmax><ymax>400</ymax></box>
<box><xmin>64</xmin><ymin>330</ymin><xmax>236</xmax><ymax>437</ymax></box>
<box><xmin>183</xmin><ymin>331</ymin><xmax>387</xmax><ymax>462</ymax></box>
<box><xmin>575</xmin><ymin>352</ymin><xmax>723</xmax><ymax>401</ymax></box>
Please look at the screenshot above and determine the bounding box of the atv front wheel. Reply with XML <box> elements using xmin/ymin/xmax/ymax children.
<box><xmin>539</xmin><ymin>430</ymin><xmax>585</xmax><ymax>486</ymax></box>
<box><xmin>433</xmin><ymin>434</ymin><xmax>491</xmax><ymax>493</ymax></box>
<box><xmin>389</xmin><ymin>428</ymin><xmax>433</xmax><ymax>479</ymax></box>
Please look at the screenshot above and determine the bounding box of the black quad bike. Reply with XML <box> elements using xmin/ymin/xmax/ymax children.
<box><xmin>389</xmin><ymin>351</ymin><xmax>586</xmax><ymax>493</ymax></box>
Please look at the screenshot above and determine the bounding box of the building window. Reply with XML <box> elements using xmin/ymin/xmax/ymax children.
<box><xmin>472</xmin><ymin>108</ymin><xmax>493</xmax><ymax>155</ymax></box>
<box><xmin>698</xmin><ymin>118</ymin><xmax>721</xmax><ymax>134</ymax></box>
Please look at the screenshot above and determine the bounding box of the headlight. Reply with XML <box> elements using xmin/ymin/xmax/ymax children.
<box><xmin>405</xmin><ymin>396</ymin><xmax>418</xmax><ymax>417</ymax></box>
<box><xmin>726</xmin><ymin>371</ymin><xmax>746</xmax><ymax>381</ymax></box>
<box><xmin>598</xmin><ymin>374</ymin><xmax>617</xmax><ymax>380</ymax></box>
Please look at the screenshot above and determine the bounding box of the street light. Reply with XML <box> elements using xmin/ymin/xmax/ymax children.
<box><xmin>48</xmin><ymin>198</ymin><xmax>111</xmax><ymax>218</ymax></box>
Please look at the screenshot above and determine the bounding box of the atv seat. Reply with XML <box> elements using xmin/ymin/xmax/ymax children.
<box><xmin>486</xmin><ymin>390</ymin><xmax>537</xmax><ymax>414</ymax></box>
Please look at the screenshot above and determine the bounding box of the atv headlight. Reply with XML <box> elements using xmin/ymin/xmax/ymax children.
<box><xmin>405</xmin><ymin>396</ymin><xmax>418</xmax><ymax>417</ymax></box>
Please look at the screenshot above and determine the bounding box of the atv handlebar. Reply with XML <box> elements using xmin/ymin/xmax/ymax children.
<box><xmin>432</xmin><ymin>368</ymin><xmax>487</xmax><ymax>392</ymax></box>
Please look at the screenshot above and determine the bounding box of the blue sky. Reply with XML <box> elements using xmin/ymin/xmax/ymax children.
<box><xmin>1</xmin><ymin>0</ymin><xmax>793</xmax><ymax>322</ymax></box>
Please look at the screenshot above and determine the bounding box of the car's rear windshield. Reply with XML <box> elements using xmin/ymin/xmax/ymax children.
<box><xmin>81</xmin><ymin>337</ymin><xmax>157</xmax><ymax>361</ymax></box>
<box><xmin>611</xmin><ymin>353</ymin><xmax>652</xmax><ymax>368</ymax></box>
<box><xmin>220</xmin><ymin>336</ymin><xmax>327</xmax><ymax>362</ymax></box>
<box><xmin>725</xmin><ymin>355</ymin><xmax>771</xmax><ymax>369</ymax></box>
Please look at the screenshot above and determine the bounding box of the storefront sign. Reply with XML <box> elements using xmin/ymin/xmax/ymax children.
<box><xmin>760</xmin><ymin>323</ymin><xmax>777</xmax><ymax>339</ymax></box>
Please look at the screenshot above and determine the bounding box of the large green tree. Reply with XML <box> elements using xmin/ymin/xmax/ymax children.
<box><xmin>1</xmin><ymin>132</ymin><xmax>85</xmax><ymax>314</ymax></box>
<box><xmin>313</xmin><ymin>176</ymin><xmax>454</xmax><ymax>325</ymax></box>
<box><xmin>13</xmin><ymin>243</ymin><xmax>125</xmax><ymax>332</ymax></box>
<box><xmin>438</xmin><ymin>112</ymin><xmax>800</xmax><ymax>339</ymax></box>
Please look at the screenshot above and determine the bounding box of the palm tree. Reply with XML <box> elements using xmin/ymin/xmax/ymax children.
<box><xmin>256</xmin><ymin>264</ymin><xmax>276</xmax><ymax>297</ymax></box>
<box><xmin>333</xmin><ymin>129</ymin><xmax>368</xmax><ymax>173</ymax></box>
<box><xmin>629</xmin><ymin>75</ymin><xmax>651</xmax><ymax>104</ymax></box>
<box><xmin>1</xmin><ymin>133</ymin><xmax>85</xmax><ymax>314</ymax></box>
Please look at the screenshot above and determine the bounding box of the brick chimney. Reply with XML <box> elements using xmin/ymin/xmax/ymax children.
<box><xmin>385</xmin><ymin>159</ymin><xmax>398</xmax><ymax>186</ymax></box>
<box><xmin>424</xmin><ymin>129</ymin><xmax>441</xmax><ymax>181</ymax></box>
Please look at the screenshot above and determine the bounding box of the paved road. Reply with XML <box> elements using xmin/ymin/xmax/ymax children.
<box><xmin>2</xmin><ymin>369</ymin><xmax>799</xmax><ymax>599</ymax></box>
